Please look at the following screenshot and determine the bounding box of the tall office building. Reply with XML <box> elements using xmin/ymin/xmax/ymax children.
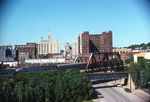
<box><xmin>71</xmin><ymin>40</ymin><xmax>78</xmax><ymax>58</ymax></box>
<box><xmin>37</xmin><ymin>29</ymin><xmax>60</xmax><ymax>55</ymax></box>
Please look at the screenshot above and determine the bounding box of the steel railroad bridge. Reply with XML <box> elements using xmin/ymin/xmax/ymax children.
<box><xmin>74</xmin><ymin>52</ymin><xmax>127</xmax><ymax>81</ymax></box>
<box><xmin>75</xmin><ymin>52</ymin><xmax>124</xmax><ymax>72</ymax></box>
<box><xmin>0</xmin><ymin>52</ymin><xmax>128</xmax><ymax>80</ymax></box>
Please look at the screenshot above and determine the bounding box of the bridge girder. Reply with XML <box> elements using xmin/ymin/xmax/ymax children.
<box><xmin>74</xmin><ymin>52</ymin><xmax>124</xmax><ymax>72</ymax></box>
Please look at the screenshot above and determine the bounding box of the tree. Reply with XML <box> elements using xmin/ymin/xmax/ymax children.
<box><xmin>142</xmin><ymin>68</ymin><xmax>150</xmax><ymax>88</ymax></box>
<box><xmin>147</xmin><ymin>42</ymin><xmax>150</xmax><ymax>46</ymax></box>
<box><xmin>0</xmin><ymin>69</ymin><xmax>94</xmax><ymax>102</ymax></box>
<box><xmin>124</xmin><ymin>57</ymin><xmax>133</xmax><ymax>65</ymax></box>
<box><xmin>129</xmin><ymin>63</ymin><xmax>141</xmax><ymax>86</ymax></box>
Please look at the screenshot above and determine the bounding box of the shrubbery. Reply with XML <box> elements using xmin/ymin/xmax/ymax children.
<box><xmin>0</xmin><ymin>69</ymin><xmax>94</xmax><ymax>102</ymax></box>
<box><xmin>129</xmin><ymin>59</ymin><xmax>150</xmax><ymax>88</ymax></box>
<box><xmin>129</xmin><ymin>62</ymin><xmax>142</xmax><ymax>86</ymax></box>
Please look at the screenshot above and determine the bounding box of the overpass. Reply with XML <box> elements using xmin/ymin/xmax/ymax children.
<box><xmin>87</xmin><ymin>72</ymin><xmax>128</xmax><ymax>81</ymax></box>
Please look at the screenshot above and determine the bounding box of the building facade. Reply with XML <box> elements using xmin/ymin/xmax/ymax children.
<box><xmin>64</xmin><ymin>42</ymin><xmax>72</xmax><ymax>57</ymax></box>
<box><xmin>113</xmin><ymin>47</ymin><xmax>133</xmax><ymax>61</ymax></box>
<box><xmin>0</xmin><ymin>45</ymin><xmax>17</xmax><ymax>62</ymax></box>
<box><xmin>71</xmin><ymin>40</ymin><xmax>78</xmax><ymax>59</ymax></box>
<box><xmin>37</xmin><ymin>30</ymin><xmax>60</xmax><ymax>55</ymax></box>
<box><xmin>78</xmin><ymin>31</ymin><xmax>112</xmax><ymax>54</ymax></box>
<box><xmin>113</xmin><ymin>47</ymin><xmax>132</xmax><ymax>54</ymax></box>
<box><xmin>15</xmin><ymin>43</ymin><xmax>37</xmax><ymax>61</ymax></box>
<box><xmin>134</xmin><ymin>52</ymin><xmax>150</xmax><ymax>63</ymax></box>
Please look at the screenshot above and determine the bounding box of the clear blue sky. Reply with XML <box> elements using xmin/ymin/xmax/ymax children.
<box><xmin>0</xmin><ymin>0</ymin><xmax>150</xmax><ymax>49</ymax></box>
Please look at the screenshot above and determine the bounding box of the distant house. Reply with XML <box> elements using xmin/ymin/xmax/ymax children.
<box><xmin>113</xmin><ymin>47</ymin><xmax>133</xmax><ymax>61</ymax></box>
<box><xmin>133</xmin><ymin>52</ymin><xmax>150</xmax><ymax>63</ymax></box>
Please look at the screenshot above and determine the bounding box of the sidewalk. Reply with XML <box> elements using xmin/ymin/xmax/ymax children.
<box><xmin>132</xmin><ymin>89</ymin><xmax>150</xmax><ymax>102</ymax></box>
<box><xmin>122</xmin><ymin>85</ymin><xmax>150</xmax><ymax>102</ymax></box>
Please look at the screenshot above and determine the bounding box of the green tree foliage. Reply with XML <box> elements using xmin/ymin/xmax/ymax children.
<box><xmin>128</xmin><ymin>44</ymin><xmax>139</xmax><ymax>50</ymax></box>
<box><xmin>147</xmin><ymin>42</ymin><xmax>150</xmax><ymax>46</ymax></box>
<box><xmin>129</xmin><ymin>59</ymin><xmax>150</xmax><ymax>88</ymax></box>
<box><xmin>0</xmin><ymin>69</ymin><xmax>94</xmax><ymax>102</ymax></box>
<box><xmin>127</xmin><ymin>42</ymin><xmax>150</xmax><ymax>50</ymax></box>
<box><xmin>129</xmin><ymin>63</ymin><xmax>141</xmax><ymax>86</ymax></box>
<box><xmin>124</xmin><ymin>57</ymin><xmax>133</xmax><ymax>65</ymax></box>
<box><xmin>142</xmin><ymin>68</ymin><xmax>150</xmax><ymax>88</ymax></box>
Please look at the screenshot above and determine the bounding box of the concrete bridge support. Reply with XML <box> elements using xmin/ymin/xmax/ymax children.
<box><xmin>127</xmin><ymin>73</ymin><xmax>137</xmax><ymax>91</ymax></box>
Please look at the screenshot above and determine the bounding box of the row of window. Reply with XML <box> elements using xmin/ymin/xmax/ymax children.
<box><xmin>19</xmin><ymin>49</ymin><xmax>35</xmax><ymax>52</ymax></box>
<box><xmin>15</xmin><ymin>45</ymin><xmax>36</xmax><ymax>48</ymax></box>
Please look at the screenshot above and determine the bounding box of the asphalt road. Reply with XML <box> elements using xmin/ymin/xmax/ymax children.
<box><xmin>92</xmin><ymin>81</ymin><xmax>146</xmax><ymax>102</ymax></box>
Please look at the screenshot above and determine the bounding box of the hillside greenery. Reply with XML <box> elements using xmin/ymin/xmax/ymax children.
<box><xmin>0</xmin><ymin>69</ymin><xmax>94</xmax><ymax>102</ymax></box>
<box><xmin>127</xmin><ymin>42</ymin><xmax>150</xmax><ymax>50</ymax></box>
<box><xmin>129</xmin><ymin>59</ymin><xmax>150</xmax><ymax>88</ymax></box>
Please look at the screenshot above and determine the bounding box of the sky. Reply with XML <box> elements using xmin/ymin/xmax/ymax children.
<box><xmin>0</xmin><ymin>0</ymin><xmax>150</xmax><ymax>50</ymax></box>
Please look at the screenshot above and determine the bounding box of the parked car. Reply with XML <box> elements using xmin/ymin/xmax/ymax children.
<box><xmin>124</xmin><ymin>88</ymin><xmax>131</xmax><ymax>93</ymax></box>
<box><xmin>95</xmin><ymin>90</ymin><xmax>104</xmax><ymax>98</ymax></box>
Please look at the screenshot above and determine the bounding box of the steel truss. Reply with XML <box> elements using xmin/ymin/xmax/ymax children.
<box><xmin>75</xmin><ymin>52</ymin><xmax>124</xmax><ymax>72</ymax></box>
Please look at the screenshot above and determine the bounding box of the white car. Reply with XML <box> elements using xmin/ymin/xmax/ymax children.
<box><xmin>117</xmin><ymin>84</ymin><xmax>122</xmax><ymax>87</ymax></box>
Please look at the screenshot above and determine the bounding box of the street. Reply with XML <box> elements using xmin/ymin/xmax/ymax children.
<box><xmin>92</xmin><ymin>81</ymin><xmax>146</xmax><ymax>102</ymax></box>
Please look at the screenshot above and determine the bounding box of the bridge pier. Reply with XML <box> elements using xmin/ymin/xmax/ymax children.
<box><xmin>127</xmin><ymin>73</ymin><xmax>137</xmax><ymax>91</ymax></box>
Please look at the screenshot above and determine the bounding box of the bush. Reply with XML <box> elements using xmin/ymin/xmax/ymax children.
<box><xmin>0</xmin><ymin>69</ymin><xmax>94</xmax><ymax>102</ymax></box>
<box><xmin>141</xmin><ymin>68</ymin><xmax>150</xmax><ymax>88</ymax></box>
<box><xmin>129</xmin><ymin>59</ymin><xmax>150</xmax><ymax>89</ymax></box>
<box><xmin>129</xmin><ymin>62</ymin><xmax>141</xmax><ymax>86</ymax></box>
<box><xmin>124</xmin><ymin>57</ymin><xmax>133</xmax><ymax>65</ymax></box>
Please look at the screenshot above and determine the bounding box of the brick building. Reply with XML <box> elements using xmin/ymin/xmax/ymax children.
<box><xmin>76</xmin><ymin>31</ymin><xmax>112</xmax><ymax>62</ymax></box>
<box><xmin>113</xmin><ymin>47</ymin><xmax>133</xmax><ymax>61</ymax></box>
<box><xmin>15</xmin><ymin>43</ymin><xmax>37</xmax><ymax>61</ymax></box>
<box><xmin>78</xmin><ymin>31</ymin><xmax>112</xmax><ymax>54</ymax></box>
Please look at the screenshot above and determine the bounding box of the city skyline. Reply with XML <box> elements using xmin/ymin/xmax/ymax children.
<box><xmin>0</xmin><ymin>0</ymin><xmax>150</xmax><ymax>49</ymax></box>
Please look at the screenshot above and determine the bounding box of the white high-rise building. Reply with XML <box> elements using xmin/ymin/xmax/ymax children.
<box><xmin>71</xmin><ymin>39</ymin><xmax>78</xmax><ymax>59</ymax></box>
<box><xmin>37</xmin><ymin>29</ymin><xmax>60</xmax><ymax>55</ymax></box>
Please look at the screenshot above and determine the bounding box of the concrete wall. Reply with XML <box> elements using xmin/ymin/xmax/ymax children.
<box><xmin>127</xmin><ymin>73</ymin><xmax>137</xmax><ymax>91</ymax></box>
<box><xmin>0</xmin><ymin>61</ymin><xmax>18</xmax><ymax>67</ymax></box>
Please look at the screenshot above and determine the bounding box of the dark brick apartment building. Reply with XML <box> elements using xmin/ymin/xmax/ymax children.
<box><xmin>78</xmin><ymin>31</ymin><xmax>112</xmax><ymax>54</ymax></box>
<box><xmin>15</xmin><ymin>43</ymin><xmax>37</xmax><ymax>61</ymax></box>
<box><xmin>77</xmin><ymin>31</ymin><xmax>112</xmax><ymax>62</ymax></box>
